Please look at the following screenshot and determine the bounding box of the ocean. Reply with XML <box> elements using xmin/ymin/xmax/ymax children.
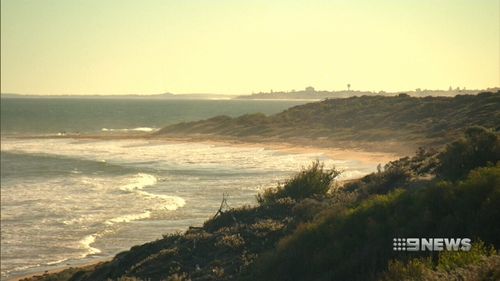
<box><xmin>0</xmin><ymin>98</ymin><xmax>376</xmax><ymax>279</ymax></box>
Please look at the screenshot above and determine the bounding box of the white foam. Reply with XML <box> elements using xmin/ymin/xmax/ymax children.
<box><xmin>2</xmin><ymin>264</ymin><xmax>41</xmax><ymax>277</ymax></box>
<box><xmin>79</xmin><ymin>234</ymin><xmax>101</xmax><ymax>257</ymax></box>
<box><xmin>105</xmin><ymin>211</ymin><xmax>152</xmax><ymax>225</ymax></box>
<box><xmin>120</xmin><ymin>173</ymin><xmax>158</xmax><ymax>192</ymax></box>
<box><xmin>1</xmin><ymin>138</ymin><xmax>369</xmax><ymax>187</ymax></box>
<box><xmin>131</xmin><ymin>127</ymin><xmax>157</xmax><ymax>132</ymax></box>
<box><xmin>46</xmin><ymin>258</ymin><xmax>68</xmax><ymax>265</ymax></box>
<box><xmin>136</xmin><ymin>191</ymin><xmax>186</xmax><ymax>210</ymax></box>
<box><xmin>63</xmin><ymin>217</ymin><xmax>91</xmax><ymax>226</ymax></box>
<box><xmin>0</xmin><ymin>138</ymin><xmax>344</xmax><ymax>173</ymax></box>
<box><xmin>101</xmin><ymin>127</ymin><xmax>158</xmax><ymax>132</ymax></box>
<box><xmin>119</xmin><ymin>173</ymin><xmax>186</xmax><ymax>211</ymax></box>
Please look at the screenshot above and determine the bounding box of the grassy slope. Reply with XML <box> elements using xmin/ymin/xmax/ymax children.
<box><xmin>157</xmin><ymin>92</ymin><xmax>500</xmax><ymax>152</ymax></box>
<box><xmin>25</xmin><ymin>128</ymin><xmax>500</xmax><ymax>281</ymax></box>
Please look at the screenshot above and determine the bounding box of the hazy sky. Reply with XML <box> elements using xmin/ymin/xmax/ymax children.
<box><xmin>1</xmin><ymin>0</ymin><xmax>499</xmax><ymax>95</ymax></box>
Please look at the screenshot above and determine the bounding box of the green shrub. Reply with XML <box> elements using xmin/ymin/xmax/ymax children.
<box><xmin>436</xmin><ymin>126</ymin><xmax>500</xmax><ymax>181</ymax></box>
<box><xmin>248</xmin><ymin>165</ymin><xmax>500</xmax><ymax>281</ymax></box>
<box><xmin>343</xmin><ymin>164</ymin><xmax>410</xmax><ymax>197</ymax></box>
<box><xmin>380</xmin><ymin>258</ymin><xmax>432</xmax><ymax>281</ymax></box>
<box><xmin>256</xmin><ymin>161</ymin><xmax>341</xmax><ymax>205</ymax></box>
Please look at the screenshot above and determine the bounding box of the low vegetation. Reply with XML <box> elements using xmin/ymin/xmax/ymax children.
<box><xmin>24</xmin><ymin>127</ymin><xmax>500</xmax><ymax>281</ymax></box>
<box><xmin>256</xmin><ymin>161</ymin><xmax>341</xmax><ymax>205</ymax></box>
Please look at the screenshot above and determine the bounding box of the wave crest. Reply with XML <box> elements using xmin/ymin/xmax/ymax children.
<box><xmin>120</xmin><ymin>173</ymin><xmax>158</xmax><ymax>192</ymax></box>
<box><xmin>101</xmin><ymin>127</ymin><xmax>157</xmax><ymax>132</ymax></box>
<box><xmin>79</xmin><ymin>234</ymin><xmax>101</xmax><ymax>257</ymax></box>
<box><xmin>105</xmin><ymin>211</ymin><xmax>152</xmax><ymax>225</ymax></box>
<box><xmin>120</xmin><ymin>173</ymin><xmax>186</xmax><ymax>210</ymax></box>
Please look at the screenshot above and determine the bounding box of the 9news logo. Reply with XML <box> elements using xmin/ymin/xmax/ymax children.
<box><xmin>393</xmin><ymin>238</ymin><xmax>472</xmax><ymax>252</ymax></box>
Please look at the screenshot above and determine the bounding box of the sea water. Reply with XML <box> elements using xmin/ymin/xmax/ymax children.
<box><xmin>0</xmin><ymin>98</ymin><xmax>375</xmax><ymax>279</ymax></box>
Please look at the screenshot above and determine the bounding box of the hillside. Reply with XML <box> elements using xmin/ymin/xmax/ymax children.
<box><xmin>23</xmin><ymin>127</ymin><xmax>500</xmax><ymax>281</ymax></box>
<box><xmin>157</xmin><ymin>92</ymin><xmax>500</xmax><ymax>153</ymax></box>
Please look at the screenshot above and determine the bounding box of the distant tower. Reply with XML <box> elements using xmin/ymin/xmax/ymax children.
<box><xmin>347</xmin><ymin>84</ymin><xmax>351</xmax><ymax>91</ymax></box>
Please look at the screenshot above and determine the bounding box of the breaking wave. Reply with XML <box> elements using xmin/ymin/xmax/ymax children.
<box><xmin>101</xmin><ymin>127</ymin><xmax>158</xmax><ymax>132</ymax></box>
<box><xmin>79</xmin><ymin>234</ymin><xmax>102</xmax><ymax>257</ymax></box>
<box><xmin>120</xmin><ymin>173</ymin><xmax>158</xmax><ymax>192</ymax></box>
<box><xmin>119</xmin><ymin>173</ymin><xmax>186</xmax><ymax>210</ymax></box>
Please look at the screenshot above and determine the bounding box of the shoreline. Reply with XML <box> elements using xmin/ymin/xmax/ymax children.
<box><xmin>4</xmin><ymin>132</ymin><xmax>407</xmax><ymax>165</ymax></box>
<box><xmin>3</xmin><ymin>133</ymin><xmax>405</xmax><ymax>280</ymax></box>
<box><xmin>9</xmin><ymin>259</ymin><xmax>107</xmax><ymax>281</ymax></box>
<box><xmin>168</xmin><ymin>136</ymin><xmax>402</xmax><ymax>166</ymax></box>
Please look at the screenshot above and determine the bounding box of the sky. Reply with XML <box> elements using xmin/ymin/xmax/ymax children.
<box><xmin>1</xmin><ymin>0</ymin><xmax>499</xmax><ymax>95</ymax></box>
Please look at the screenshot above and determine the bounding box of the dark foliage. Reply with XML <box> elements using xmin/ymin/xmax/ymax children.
<box><xmin>257</xmin><ymin>161</ymin><xmax>341</xmax><ymax>204</ymax></box>
<box><xmin>436</xmin><ymin>126</ymin><xmax>500</xmax><ymax>181</ymax></box>
<box><xmin>247</xmin><ymin>165</ymin><xmax>500</xmax><ymax>281</ymax></box>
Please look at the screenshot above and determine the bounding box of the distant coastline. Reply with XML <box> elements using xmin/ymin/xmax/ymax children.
<box><xmin>6</xmin><ymin>91</ymin><xmax>498</xmax><ymax>156</ymax></box>
<box><xmin>0</xmin><ymin>93</ymin><xmax>236</xmax><ymax>100</ymax></box>
<box><xmin>157</xmin><ymin>91</ymin><xmax>500</xmax><ymax>154</ymax></box>
<box><xmin>2</xmin><ymin>86</ymin><xmax>499</xmax><ymax>100</ymax></box>
<box><xmin>235</xmin><ymin>86</ymin><xmax>500</xmax><ymax>99</ymax></box>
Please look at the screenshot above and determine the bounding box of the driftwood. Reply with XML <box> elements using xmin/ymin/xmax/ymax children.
<box><xmin>211</xmin><ymin>193</ymin><xmax>240</xmax><ymax>227</ymax></box>
<box><xmin>212</xmin><ymin>192</ymin><xmax>231</xmax><ymax>219</ymax></box>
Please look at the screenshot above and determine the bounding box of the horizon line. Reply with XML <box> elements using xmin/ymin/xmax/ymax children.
<box><xmin>2</xmin><ymin>86</ymin><xmax>499</xmax><ymax>97</ymax></box>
